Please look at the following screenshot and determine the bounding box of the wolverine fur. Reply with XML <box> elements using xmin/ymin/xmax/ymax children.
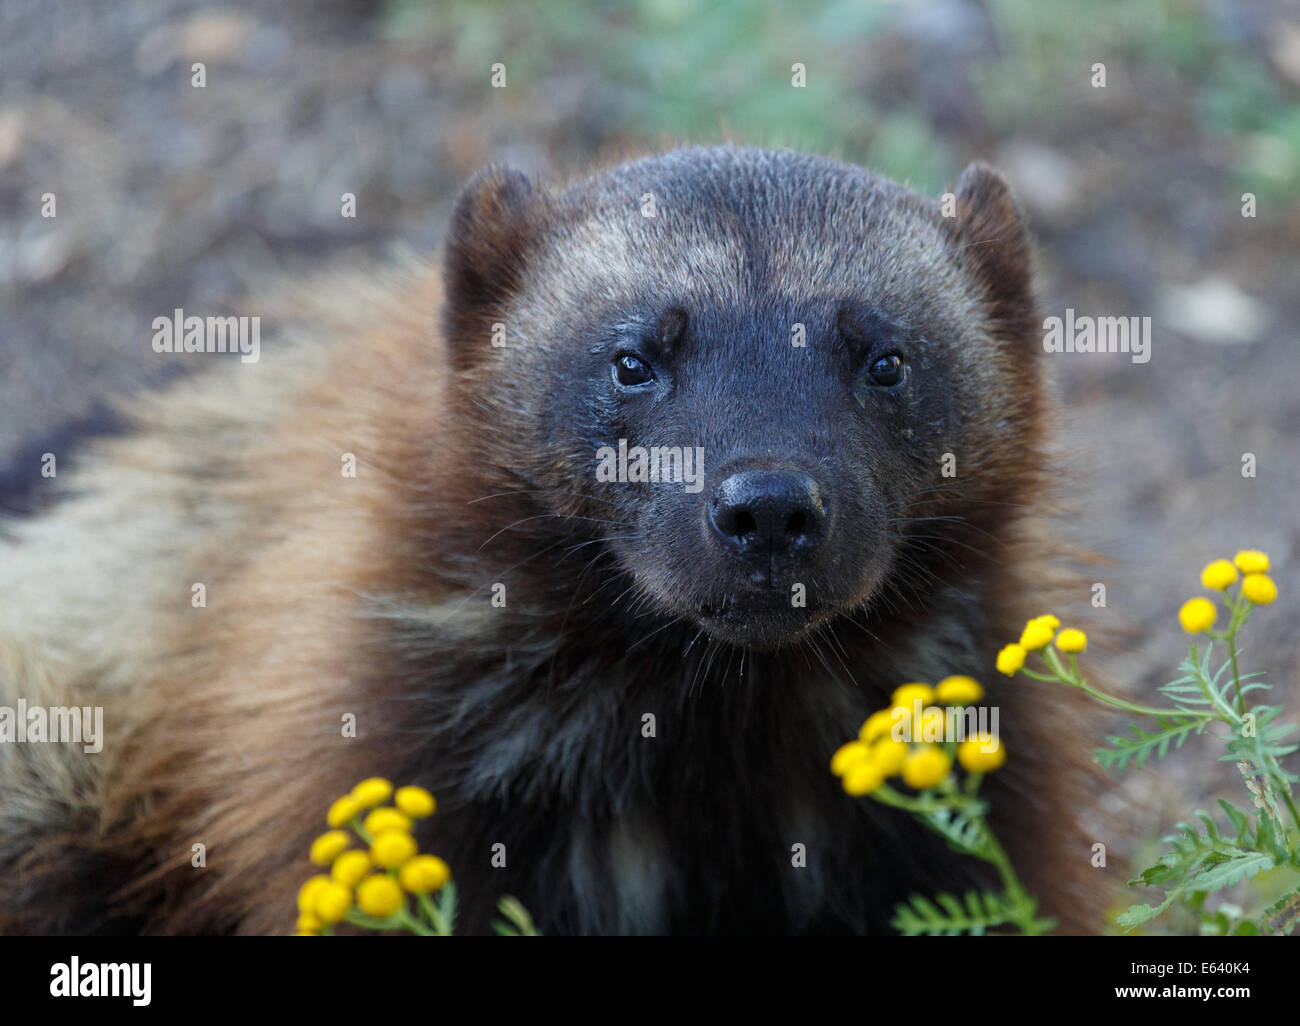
<box><xmin>0</xmin><ymin>145</ymin><xmax>1102</xmax><ymax>934</ymax></box>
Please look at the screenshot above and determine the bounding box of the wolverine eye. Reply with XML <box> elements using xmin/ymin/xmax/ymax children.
<box><xmin>867</xmin><ymin>353</ymin><xmax>904</xmax><ymax>387</ymax></box>
<box><xmin>613</xmin><ymin>353</ymin><xmax>655</xmax><ymax>388</ymax></box>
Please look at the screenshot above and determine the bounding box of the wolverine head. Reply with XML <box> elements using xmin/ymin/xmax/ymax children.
<box><xmin>442</xmin><ymin>145</ymin><xmax>1043</xmax><ymax>649</ymax></box>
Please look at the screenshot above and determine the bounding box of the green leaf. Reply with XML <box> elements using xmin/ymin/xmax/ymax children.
<box><xmin>1095</xmin><ymin>717</ymin><xmax>1207</xmax><ymax>771</ymax></box>
<box><xmin>1253</xmin><ymin>811</ymin><xmax>1290</xmax><ymax>860</ymax></box>
<box><xmin>1181</xmin><ymin>852</ymin><xmax>1273</xmax><ymax>893</ymax></box>
<box><xmin>920</xmin><ymin>804</ymin><xmax>988</xmax><ymax>856</ymax></box>
<box><xmin>1117</xmin><ymin>897</ymin><xmax>1175</xmax><ymax>929</ymax></box>
<box><xmin>427</xmin><ymin>880</ymin><xmax>458</xmax><ymax>935</ymax></box>
<box><xmin>1122</xmin><ymin>810</ymin><xmax>1274</xmax><ymax>932</ymax></box>
<box><xmin>892</xmin><ymin>890</ymin><xmax>1021</xmax><ymax>936</ymax></box>
<box><xmin>1216</xmin><ymin>798</ymin><xmax>1251</xmax><ymax>843</ymax></box>
<box><xmin>493</xmin><ymin>894</ymin><xmax>540</xmax><ymax>936</ymax></box>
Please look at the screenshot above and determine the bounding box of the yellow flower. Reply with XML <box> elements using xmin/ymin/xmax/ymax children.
<box><xmin>1055</xmin><ymin>628</ymin><xmax>1087</xmax><ymax>654</ymax></box>
<box><xmin>294</xmin><ymin>931</ymin><xmax>317</xmax><ymax>937</ymax></box>
<box><xmin>957</xmin><ymin>734</ymin><xmax>1006</xmax><ymax>773</ymax></box>
<box><xmin>357</xmin><ymin>874</ymin><xmax>406</xmax><ymax>918</ymax></box>
<box><xmin>935</xmin><ymin>675</ymin><xmax>983</xmax><ymax>705</ymax></box>
<box><xmin>1233</xmin><ymin>550</ymin><xmax>1269</xmax><ymax>574</ymax></box>
<box><xmin>1027</xmin><ymin>614</ymin><xmax>1060</xmax><ymax>631</ymax></box>
<box><xmin>297</xmin><ymin>875</ymin><xmax>331</xmax><ymax>915</ymax></box>
<box><xmin>370</xmin><ymin>828</ymin><xmax>418</xmax><ymax>869</ymax></box>
<box><xmin>296</xmin><ymin>913</ymin><xmax>322</xmax><ymax>932</ymax></box>
<box><xmin>890</xmin><ymin>682</ymin><xmax>934</xmax><ymax>709</ymax></box>
<box><xmin>331</xmin><ymin>850</ymin><xmax>372</xmax><ymax>888</ymax></box>
<box><xmin>351</xmin><ymin>777</ymin><xmax>393</xmax><ymax>809</ymax></box>
<box><xmin>901</xmin><ymin>745</ymin><xmax>952</xmax><ymax>789</ymax></box>
<box><xmin>842</xmin><ymin>760</ymin><xmax>886</xmax><ymax>796</ymax></box>
<box><xmin>996</xmin><ymin>643</ymin><xmax>1026</xmax><ymax>676</ymax></box>
<box><xmin>918</xmin><ymin>705</ymin><xmax>949</xmax><ymax>741</ymax></box>
<box><xmin>830</xmin><ymin>740</ymin><xmax>873</xmax><ymax>776</ymax></box>
<box><xmin>362</xmin><ymin>807</ymin><xmax>413</xmax><ymax>836</ymax></box>
<box><xmin>1018</xmin><ymin>619</ymin><xmax>1054</xmax><ymax>651</ymax></box>
<box><xmin>395</xmin><ymin>785</ymin><xmax>437</xmax><ymax>819</ymax></box>
<box><xmin>399</xmin><ymin>855</ymin><xmax>453</xmax><ymax>895</ymax></box>
<box><xmin>869</xmin><ymin>737</ymin><xmax>909</xmax><ymax>776</ymax></box>
<box><xmin>326</xmin><ymin>794</ymin><xmax>362</xmax><ymax>828</ymax></box>
<box><xmin>309</xmin><ymin>830</ymin><xmax>351</xmax><ymax>866</ymax></box>
<box><xmin>859</xmin><ymin>708</ymin><xmax>898</xmax><ymax>743</ymax></box>
<box><xmin>1178</xmin><ymin>597</ymin><xmax>1217</xmax><ymax>634</ymax></box>
<box><xmin>1200</xmin><ymin>559</ymin><xmax>1237</xmax><ymax>590</ymax></box>
<box><xmin>1241</xmin><ymin>574</ymin><xmax>1277</xmax><ymax>606</ymax></box>
<box><xmin>313</xmin><ymin>881</ymin><xmax>353</xmax><ymax>924</ymax></box>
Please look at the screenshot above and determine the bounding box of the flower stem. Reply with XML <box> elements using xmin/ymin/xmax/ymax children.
<box><xmin>346</xmin><ymin>909</ymin><xmax>435</xmax><ymax>936</ymax></box>
<box><xmin>1217</xmin><ymin>590</ymin><xmax>1248</xmax><ymax>713</ymax></box>
<box><xmin>418</xmin><ymin>893</ymin><xmax>444</xmax><ymax>933</ymax></box>
<box><xmin>975</xmin><ymin>820</ymin><xmax>1046</xmax><ymax>934</ymax></box>
<box><xmin>399</xmin><ymin>909</ymin><xmax>437</xmax><ymax>936</ymax></box>
<box><xmin>1032</xmin><ymin>646</ymin><xmax>1213</xmax><ymax>721</ymax></box>
<box><xmin>877</xmin><ymin>783</ymin><xmax>1043</xmax><ymax>935</ymax></box>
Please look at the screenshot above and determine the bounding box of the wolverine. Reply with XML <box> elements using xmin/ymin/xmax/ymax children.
<box><xmin>0</xmin><ymin>145</ymin><xmax>1100</xmax><ymax>935</ymax></box>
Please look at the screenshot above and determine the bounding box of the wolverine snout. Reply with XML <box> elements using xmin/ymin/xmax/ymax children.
<box><xmin>707</xmin><ymin>468</ymin><xmax>827</xmax><ymax>582</ymax></box>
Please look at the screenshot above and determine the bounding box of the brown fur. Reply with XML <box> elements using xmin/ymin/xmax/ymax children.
<box><xmin>0</xmin><ymin>145</ymin><xmax>1109</xmax><ymax>934</ymax></box>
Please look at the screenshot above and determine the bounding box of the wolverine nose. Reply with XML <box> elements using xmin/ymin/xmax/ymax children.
<box><xmin>709</xmin><ymin>469</ymin><xmax>827</xmax><ymax>565</ymax></box>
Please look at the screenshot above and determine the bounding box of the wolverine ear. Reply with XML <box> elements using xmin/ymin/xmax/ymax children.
<box><xmin>940</xmin><ymin>162</ymin><xmax>1037</xmax><ymax>340</ymax></box>
<box><xmin>442</xmin><ymin>165</ymin><xmax>538</xmax><ymax>365</ymax></box>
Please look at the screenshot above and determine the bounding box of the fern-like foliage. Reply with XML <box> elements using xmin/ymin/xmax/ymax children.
<box><xmin>1171</xmin><ymin>645</ymin><xmax>1269</xmax><ymax>712</ymax></box>
<box><xmin>1222</xmin><ymin>705</ymin><xmax>1299</xmax><ymax>772</ymax></box>
<box><xmin>1119</xmin><ymin>814</ymin><xmax>1276</xmax><ymax>929</ymax></box>
<box><xmin>1095</xmin><ymin>717</ymin><xmax>1207</xmax><ymax>771</ymax></box>
<box><xmin>920</xmin><ymin>804</ymin><xmax>988</xmax><ymax>855</ymax></box>
<box><xmin>892</xmin><ymin>890</ymin><xmax>1050</xmax><ymax>937</ymax></box>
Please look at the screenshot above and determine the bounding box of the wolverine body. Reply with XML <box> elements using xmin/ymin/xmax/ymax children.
<box><xmin>0</xmin><ymin>146</ymin><xmax>1097</xmax><ymax>934</ymax></box>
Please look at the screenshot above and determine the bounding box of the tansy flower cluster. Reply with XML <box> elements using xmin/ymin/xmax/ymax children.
<box><xmin>829</xmin><ymin>676</ymin><xmax>1047</xmax><ymax>936</ymax></box>
<box><xmin>829</xmin><ymin>676</ymin><xmax>1005</xmax><ymax>798</ymax></box>
<box><xmin>995</xmin><ymin>614</ymin><xmax>1087</xmax><ymax>679</ymax></box>
<box><xmin>295</xmin><ymin>778</ymin><xmax>451</xmax><ymax>936</ymax></box>
<box><xmin>853</xmin><ymin>545</ymin><xmax>1292</xmax><ymax>936</ymax></box>
<box><xmin>1179</xmin><ymin>550</ymin><xmax>1277</xmax><ymax>636</ymax></box>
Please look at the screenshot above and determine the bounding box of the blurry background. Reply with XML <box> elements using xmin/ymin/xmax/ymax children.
<box><xmin>1</xmin><ymin>0</ymin><xmax>1297</xmax><ymax>930</ymax></box>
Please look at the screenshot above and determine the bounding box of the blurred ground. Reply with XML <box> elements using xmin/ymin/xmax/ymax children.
<box><xmin>1</xmin><ymin>0</ymin><xmax>1298</xmax><ymax>930</ymax></box>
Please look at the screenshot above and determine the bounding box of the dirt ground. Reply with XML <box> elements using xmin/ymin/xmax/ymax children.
<box><xmin>1</xmin><ymin>0</ymin><xmax>1297</xmax><ymax>929</ymax></box>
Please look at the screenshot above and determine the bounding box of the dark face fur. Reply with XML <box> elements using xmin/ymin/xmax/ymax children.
<box><xmin>443</xmin><ymin>146</ymin><xmax>1042</xmax><ymax>651</ymax></box>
